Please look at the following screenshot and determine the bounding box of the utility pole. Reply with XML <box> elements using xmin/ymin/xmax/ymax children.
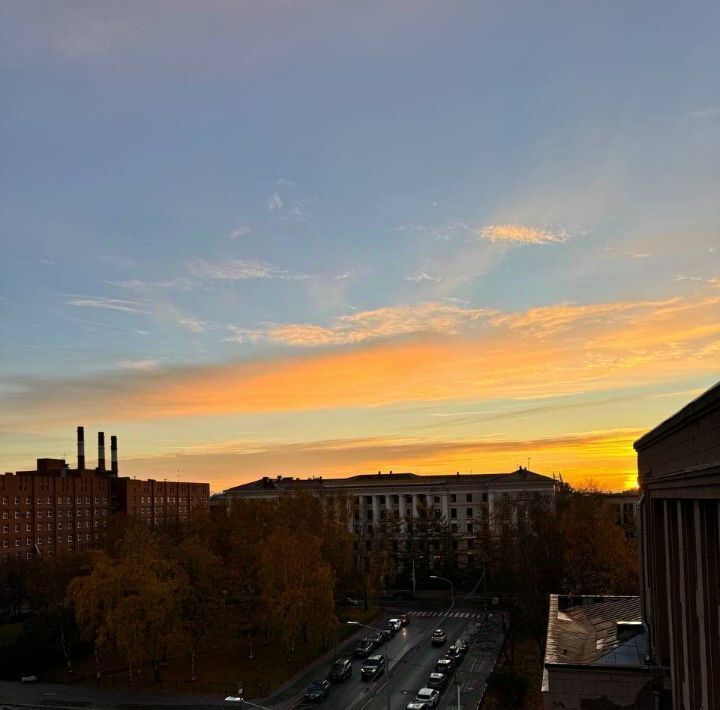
<box><xmin>411</xmin><ymin>558</ymin><xmax>416</xmax><ymax>597</ymax></box>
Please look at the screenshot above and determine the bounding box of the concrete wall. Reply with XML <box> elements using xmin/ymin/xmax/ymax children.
<box><xmin>543</xmin><ymin>666</ymin><xmax>665</xmax><ymax>710</ymax></box>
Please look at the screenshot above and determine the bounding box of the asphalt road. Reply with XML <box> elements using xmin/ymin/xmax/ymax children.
<box><xmin>290</xmin><ymin>611</ymin><xmax>476</xmax><ymax>710</ymax></box>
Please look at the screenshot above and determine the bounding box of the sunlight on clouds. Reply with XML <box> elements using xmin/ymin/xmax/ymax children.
<box><xmin>478</xmin><ymin>223</ymin><xmax>569</xmax><ymax>244</ymax></box>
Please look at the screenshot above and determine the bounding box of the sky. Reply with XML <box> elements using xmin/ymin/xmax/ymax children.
<box><xmin>1</xmin><ymin>1</ymin><xmax>719</xmax><ymax>492</ymax></box>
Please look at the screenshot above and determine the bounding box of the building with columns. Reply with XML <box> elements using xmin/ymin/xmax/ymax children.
<box><xmin>213</xmin><ymin>467</ymin><xmax>556</xmax><ymax>569</ymax></box>
<box><xmin>634</xmin><ymin>380</ymin><xmax>720</xmax><ymax>710</ymax></box>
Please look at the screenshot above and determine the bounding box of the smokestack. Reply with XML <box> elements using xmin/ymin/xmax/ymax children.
<box><xmin>110</xmin><ymin>435</ymin><xmax>118</xmax><ymax>476</ymax></box>
<box><xmin>77</xmin><ymin>426</ymin><xmax>85</xmax><ymax>470</ymax></box>
<box><xmin>98</xmin><ymin>431</ymin><xmax>105</xmax><ymax>473</ymax></box>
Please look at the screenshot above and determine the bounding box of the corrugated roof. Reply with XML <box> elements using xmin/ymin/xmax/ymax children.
<box><xmin>545</xmin><ymin>595</ymin><xmax>645</xmax><ymax>667</ymax></box>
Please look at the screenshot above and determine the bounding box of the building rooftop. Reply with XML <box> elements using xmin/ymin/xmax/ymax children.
<box><xmin>634</xmin><ymin>379</ymin><xmax>720</xmax><ymax>451</ymax></box>
<box><xmin>545</xmin><ymin>595</ymin><xmax>647</xmax><ymax>668</ymax></box>
<box><xmin>222</xmin><ymin>467</ymin><xmax>554</xmax><ymax>494</ymax></box>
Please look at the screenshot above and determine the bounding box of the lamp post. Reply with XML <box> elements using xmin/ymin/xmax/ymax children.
<box><xmin>346</xmin><ymin>621</ymin><xmax>391</xmax><ymax>710</ymax></box>
<box><xmin>430</xmin><ymin>574</ymin><xmax>454</xmax><ymax>607</ymax></box>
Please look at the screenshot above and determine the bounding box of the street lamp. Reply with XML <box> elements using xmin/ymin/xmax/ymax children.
<box><xmin>346</xmin><ymin>621</ymin><xmax>391</xmax><ymax>710</ymax></box>
<box><xmin>430</xmin><ymin>574</ymin><xmax>455</xmax><ymax>607</ymax></box>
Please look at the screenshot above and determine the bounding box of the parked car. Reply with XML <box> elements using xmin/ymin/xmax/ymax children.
<box><xmin>369</xmin><ymin>631</ymin><xmax>385</xmax><ymax>649</ymax></box>
<box><xmin>380</xmin><ymin>623</ymin><xmax>396</xmax><ymax>639</ymax></box>
<box><xmin>399</xmin><ymin>612</ymin><xmax>410</xmax><ymax>626</ymax></box>
<box><xmin>431</xmin><ymin>628</ymin><xmax>447</xmax><ymax>645</ymax></box>
<box><xmin>354</xmin><ymin>637</ymin><xmax>374</xmax><ymax>658</ymax></box>
<box><xmin>406</xmin><ymin>703</ymin><xmax>429</xmax><ymax>710</ymax></box>
<box><xmin>447</xmin><ymin>644</ymin><xmax>461</xmax><ymax>660</ymax></box>
<box><xmin>388</xmin><ymin>618</ymin><xmax>402</xmax><ymax>632</ymax></box>
<box><xmin>435</xmin><ymin>657</ymin><xmax>456</xmax><ymax>675</ymax></box>
<box><xmin>454</xmin><ymin>639</ymin><xmax>469</xmax><ymax>656</ymax></box>
<box><xmin>426</xmin><ymin>671</ymin><xmax>448</xmax><ymax>690</ymax></box>
<box><xmin>361</xmin><ymin>654</ymin><xmax>386</xmax><ymax>681</ymax></box>
<box><xmin>327</xmin><ymin>657</ymin><xmax>352</xmax><ymax>683</ymax></box>
<box><xmin>304</xmin><ymin>679</ymin><xmax>331</xmax><ymax>703</ymax></box>
<box><xmin>414</xmin><ymin>688</ymin><xmax>440</xmax><ymax>708</ymax></box>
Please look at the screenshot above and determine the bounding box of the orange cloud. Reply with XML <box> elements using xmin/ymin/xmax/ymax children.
<box><xmin>478</xmin><ymin>223</ymin><xmax>569</xmax><ymax>244</ymax></box>
<box><xmin>3</xmin><ymin>288</ymin><xmax>718</xmax><ymax>433</ymax></box>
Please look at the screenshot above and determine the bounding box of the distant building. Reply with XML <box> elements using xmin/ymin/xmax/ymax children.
<box><xmin>213</xmin><ymin>467</ymin><xmax>556</xmax><ymax>569</ymax></box>
<box><xmin>600</xmin><ymin>490</ymin><xmax>638</xmax><ymax>539</ymax></box>
<box><xmin>542</xmin><ymin>595</ymin><xmax>667</xmax><ymax>710</ymax></box>
<box><xmin>635</xmin><ymin>380</ymin><xmax>720</xmax><ymax>710</ymax></box>
<box><xmin>1</xmin><ymin>427</ymin><xmax>210</xmax><ymax>560</ymax></box>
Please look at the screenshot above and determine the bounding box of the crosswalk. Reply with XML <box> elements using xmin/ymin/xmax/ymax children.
<box><xmin>408</xmin><ymin>610</ymin><xmax>477</xmax><ymax>618</ymax></box>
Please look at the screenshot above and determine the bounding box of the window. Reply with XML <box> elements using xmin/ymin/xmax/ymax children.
<box><xmin>450</xmin><ymin>494</ymin><xmax>456</xmax><ymax>503</ymax></box>
<box><xmin>26</xmin><ymin>539</ymin><xmax>32</xmax><ymax>546</ymax></box>
<box><xmin>14</xmin><ymin>524</ymin><xmax>19</xmax><ymax>532</ymax></box>
<box><xmin>14</xmin><ymin>497</ymin><xmax>19</xmax><ymax>504</ymax></box>
<box><xmin>2</xmin><ymin>541</ymin><xmax>7</xmax><ymax>548</ymax></box>
<box><xmin>466</xmin><ymin>493</ymin><xmax>473</xmax><ymax>503</ymax></box>
<box><xmin>37</xmin><ymin>497</ymin><xmax>42</xmax><ymax>505</ymax></box>
<box><xmin>434</xmin><ymin>496</ymin><xmax>440</xmax><ymax>503</ymax></box>
<box><xmin>466</xmin><ymin>522</ymin><xmax>473</xmax><ymax>534</ymax></box>
<box><xmin>37</xmin><ymin>524</ymin><xmax>42</xmax><ymax>531</ymax></box>
<box><xmin>450</xmin><ymin>508</ymin><xmax>457</xmax><ymax>519</ymax></box>
<box><xmin>77</xmin><ymin>497</ymin><xmax>82</xmax><ymax>504</ymax></box>
<box><xmin>47</xmin><ymin>497</ymin><xmax>51</xmax><ymax>505</ymax></box>
<box><xmin>67</xmin><ymin>536</ymin><xmax>72</xmax><ymax>542</ymax></box>
<box><xmin>26</xmin><ymin>552</ymin><xmax>32</xmax><ymax>559</ymax></box>
<box><xmin>1</xmin><ymin>512</ymin><xmax>6</xmax><ymax>520</ymax></box>
<box><xmin>378</xmin><ymin>495</ymin><xmax>385</xmax><ymax>504</ymax></box>
<box><xmin>15</xmin><ymin>540</ymin><xmax>19</xmax><ymax>547</ymax></box>
<box><xmin>57</xmin><ymin>498</ymin><xmax>62</xmax><ymax>505</ymax></box>
<box><xmin>26</xmin><ymin>524</ymin><xmax>30</xmax><ymax>532</ymax></box>
<box><xmin>467</xmin><ymin>538</ymin><xmax>474</xmax><ymax>549</ymax></box>
<box><xmin>452</xmin><ymin>540</ymin><xmax>458</xmax><ymax>551</ymax></box>
<box><xmin>2</xmin><ymin>525</ymin><xmax>6</xmax><ymax>533</ymax></box>
<box><xmin>365</xmin><ymin>495</ymin><xmax>372</xmax><ymax>504</ymax></box>
<box><xmin>1</xmin><ymin>497</ymin><xmax>6</xmax><ymax>505</ymax></box>
<box><xmin>26</xmin><ymin>497</ymin><xmax>31</xmax><ymax>505</ymax></box>
<box><xmin>58</xmin><ymin>523</ymin><xmax>63</xmax><ymax>529</ymax></box>
<box><xmin>466</xmin><ymin>508</ymin><xmax>473</xmax><ymax>518</ymax></box>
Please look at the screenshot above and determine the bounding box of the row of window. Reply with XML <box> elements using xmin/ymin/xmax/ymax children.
<box><xmin>2</xmin><ymin>533</ymin><xmax>98</xmax><ymax>548</ymax></box>
<box><xmin>1</xmin><ymin>519</ymin><xmax>108</xmax><ymax>533</ymax></box>
<box><xmin>1</xmin><ymin>496</ymin><xmax>108</xmax><ymax>505</ymax></box>
<box><xmin>133</xmin><ymin>496</ymin><xmax>202</xmax><ymax>504</ymax></box>
<box><xmin>354</xmin><ymin>492</ymin><xmax>488</xmax><ymax>505</ymax></box>
<box><xmin>2</xmin><ymin>508</ymin><xmax>107</xmax><ymax>520</ymax></box>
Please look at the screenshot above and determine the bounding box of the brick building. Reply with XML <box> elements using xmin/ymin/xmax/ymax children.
<box><xmin>1</xmin><ymin>427</ymin><xmax>210</xmax><ymax>560</ymax></box>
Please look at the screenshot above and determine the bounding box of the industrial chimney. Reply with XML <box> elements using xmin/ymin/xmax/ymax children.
<box><xmin>110</xmin><ymin>435</ymin><xmax>118</xmax><ymax>476</ymax></box>
<box><xmin>77</xmin><ymin>426</ymin><xmax>85</xmax><ymax>470</ymax></box>
<box><xmin>98</xmin><ymin>431</ymin><xmax>105</xmax><ymax>473</ymax></box>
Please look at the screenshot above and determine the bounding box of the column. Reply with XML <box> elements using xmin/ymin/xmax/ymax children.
<box><xmin>442</xmin><ymin>493</ymin><xmax>449</xmax><ymax>521</ymax></box>
<box><xmin>358</xmin><ymin>495</ymin><xmax>366</xmax><ymax>535</ymax></box>
<box><xmin>412</xmin><ymin>494</ymin><xmax>418</xmax><ymax>519</ymax></box>
<box><xmin>372</xmin><ymin>495</ymin><xmax>380</xmax><ymax>529</ymax></box>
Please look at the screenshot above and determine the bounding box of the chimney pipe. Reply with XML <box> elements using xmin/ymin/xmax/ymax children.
<box><xmin>77</xmin><ymin>426</ymin><xmax>85</xmax><ymax>470</ymax></box>
<box><xmin>98</xmin><ymin>431</ymin><xmax>105</xmax><ymax>473</ymax></box>
<box><xmin>110</xmin><ymin>435</ymin><xmax>118</xmax><ymax>475</ymax></box>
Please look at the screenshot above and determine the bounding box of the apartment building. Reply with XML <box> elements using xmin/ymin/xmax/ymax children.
<box><xmin>214</xmin><ymin>467</ymin><xmax>556</xmax><ymax>568</ymax></box>
<box><xmin>1</xmin><ymin>427</ymin><xmax>210</xmax><ymax>560</ymax></box>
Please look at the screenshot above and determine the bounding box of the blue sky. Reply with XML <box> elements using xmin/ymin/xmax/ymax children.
<box><xmin>1</xmin><ymin>1</ymin><xmax>718</xmax><ymax>490</ymax></box>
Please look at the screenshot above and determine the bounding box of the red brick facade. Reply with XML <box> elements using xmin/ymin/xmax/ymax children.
<box><xmin>1</xmin><ymin>456</ymin><xmax>210</xmax><ymax>561</ymax></box>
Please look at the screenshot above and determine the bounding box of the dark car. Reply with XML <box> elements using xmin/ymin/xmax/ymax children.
<box><xmin>369</xmin><ymin>631</ymin><xmax>385</xmax><ymax>649</ymax></box>
<box><xmin>360</xmin><ymin>654</ymin><xmax>386</xmax><ymax>681</ymax></box>
<box><xmin>435</xmin><ymin>657</ymin><xmax>456</xmax><ymax>675</ymax></box>
<box><xmin>426</xmin><ymin>671</ymin><xmax>448</xmax><ymax>690</ymax></box>
<box><xmin>304</xmin><ymin>679</ymin><xmax>330</xmax><ymax>703</ymax></box>
<box><xmin>431</xmin><ymin>628</ymin><xmax>447</xmax><ymax>646</ymax></box>
<box><xmin>354</xmin><ymin>637</ymin><xmax>374</xmax><ymax>658</ymax></box>
<box><xmin>399</xmin><ymin>613</ymin><xmax>410</xmax><ymax>626</ymax></box>
<box><xmin>381</xmin><ymin>623</ymin><xmax>397</xmax><ymax>638</ymax></box>
<box><xmin>327</xmin><ymin>657</ymin><xmax>352</xmax><ymax>683</ymax></box>
<box><xmin>447</xmin><ymin>644</ymin><xmax>461</xmax><ymax>660</ymax></box>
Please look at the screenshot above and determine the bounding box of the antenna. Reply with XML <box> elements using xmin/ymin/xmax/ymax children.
<box><xmin>527</xmin><ymin>457</ymin><xmax>531</xmax><ymax>469</ymax></box>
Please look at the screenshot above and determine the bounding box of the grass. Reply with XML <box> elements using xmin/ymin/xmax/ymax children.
<box><xmin>42</xmin><ymin>606</ymin><xmax>380</xmax><ymax>697</ymax></box>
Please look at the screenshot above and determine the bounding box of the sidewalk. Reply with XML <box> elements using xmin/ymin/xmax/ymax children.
<box><xmin>438</xmin><ymin>614</ymin><xmax>506</xmax><ymax>710</ymax></box>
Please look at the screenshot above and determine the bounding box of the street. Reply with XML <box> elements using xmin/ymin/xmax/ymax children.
<box><xmin>287</xmin><ymin>610</ymin><xmax>478</xmax><ymax>710</ymax></box>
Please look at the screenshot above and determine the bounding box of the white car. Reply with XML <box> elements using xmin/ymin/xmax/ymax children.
<box><xmin>406</xmin><ymin>703</ymin><xmax>429</xmax><ymax>710</ymax></box>
<box><xmin>415</xmin><ymin>687</ymin><xmax>440</xmax><ymax>708</ymax></box>
<box><xmin>388</xmin><ymin>618</ymin><xmax>402</xmax><ymax>631</ymax></box>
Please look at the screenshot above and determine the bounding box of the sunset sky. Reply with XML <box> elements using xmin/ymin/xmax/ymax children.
<box><xmin>1</xmin><ymin>1</ymin><xmax>718</xmax><ymax>492</ymax></box>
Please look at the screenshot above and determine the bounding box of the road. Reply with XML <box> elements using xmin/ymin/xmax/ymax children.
<box><xmin>289</xmin><ymin>609</ymin><xmax>477</xmax><ymax>710</ymax></box>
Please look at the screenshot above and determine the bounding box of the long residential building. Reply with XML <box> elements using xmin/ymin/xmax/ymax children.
<box><xmin>213</xmin><ymin>467</ymin><xmax>556</xmax><ymax>568</ymax></box>
<box><xmin>1</xmin><ymin>427</ymin><xmax>210</xmax><ymax>561</ymax></box>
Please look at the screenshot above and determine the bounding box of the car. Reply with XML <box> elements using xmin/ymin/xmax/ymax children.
<box><xmin>369</xmin><ymin>631</ymin><xmax>385</xmax><ymax>649</ymax></box>
<box><xmin>399</xmin><ymin>612</ymin><xmax>410</xmax><ymax>626</ymax></box>
<box><xmin>360</xmin><ymin>654</ymin><xmax>386</xmax><ymax>681</ymax></box>
<box><xmin>435</xmin><ymin>657</ymin><xmax>456</xmax><ymax>675</ymax></box>
<box><xmin>406</xmin><ymin>703</ymin><xmax>430</xmax><ymax>710</ymax></box>
<box><xmin>414</xmin><ymin>688</ymin><xmax>440</xmax><ymax>708</ymax></box>
<box><xmin>447</xmin><ymin>644</ymin><xmax>461</xmax><ymax>660</ymax></box>
<box><xmin>304</xmin><ymin>679</ymin><xmax>331</xmax><ymax>703</ymax></box>
<box><xmin>426</xmin><ymin>671</ymin><xmax>448</xmax><ymax>690</ymax></box>
<box><xmin>454</xmin><ymin>639</ymin><xmax>469</xmax><ymax>656</ymax></box>
<box><xmin>382</xmin><ymin>622</ymin><xmax>397</xmax><ymax>637</ymax></box>
<box><xmin>20</xmin><ymin>675</ymin><xmax>38</xmax><ymax>683</ymax></box>
<box><xmin>431</xmin><ymin>628</ymin><xmax>447</xmax><ymax>645</ymax></box>
<box><xmin>388</xmin><ymin>618</ymin><xmax>402</xmax><ymax>632</ymax></box>
<box><xmin>354</xmin><ymin>637</ymin><xmax>374</xmax><ymax>658</ymax></box>
<box><xmin>327</xmin><ymin>657</ymin><xmax>352</xmax><ymax>683</ymax></box>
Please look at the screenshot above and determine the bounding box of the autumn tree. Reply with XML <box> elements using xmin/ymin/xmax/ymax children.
<box><xmin>259</xmin><ymin>527</ymin><xmax>336</xmax><ymax>660</ymax></box>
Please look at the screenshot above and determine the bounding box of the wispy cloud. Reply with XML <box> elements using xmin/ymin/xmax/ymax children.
<box><xmin>236</xmin><ymin>303</ymin><xmax>494</xmax><ymax>346</ymax></box>
<box><xmin>178</xmin><ymin>316</ymin><xmax>217</xmax><ymax>333</ymax></box>
<box><xmin>65</xmin><ymin>296</ymin><xmax>148</xmax><ymax>313</ymax></box>
<box><xmin>117</xmin><ymin>359</ymin><xmax>162</xmax><ymax>371</ymax></box>
<box><xmin>405</xmin><ymin>271</ymin><xmax>441</xmax><ymax>283</ymax></box>
<box><xmin>229</xmin><ymin>225</ymin><xmax>251</xmax><ymax>239</ymax></box>
<box><xmin>187</xmin><ymin>258</ymin><xmax>310</xmax><ymax>281</ymax></box>
<box><xmin>478</xmin><ymin>223</ymin><xmax>569</xmax><ymax>244</ymax></box>
<box><xmin>108</xmin><ymin>278</ymin><xmax>198</xmax><ymax>292</ymax></box>
<box><xmin>267</xmin><ymin>191</ymin><xmax>284</xmax><ymax>210</ymax></box>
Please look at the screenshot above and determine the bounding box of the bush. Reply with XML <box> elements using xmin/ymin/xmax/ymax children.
<box><xmin>487</xmin><ymin>665</ymin><xmax>528</xmax><ymax>706</ymax></box>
